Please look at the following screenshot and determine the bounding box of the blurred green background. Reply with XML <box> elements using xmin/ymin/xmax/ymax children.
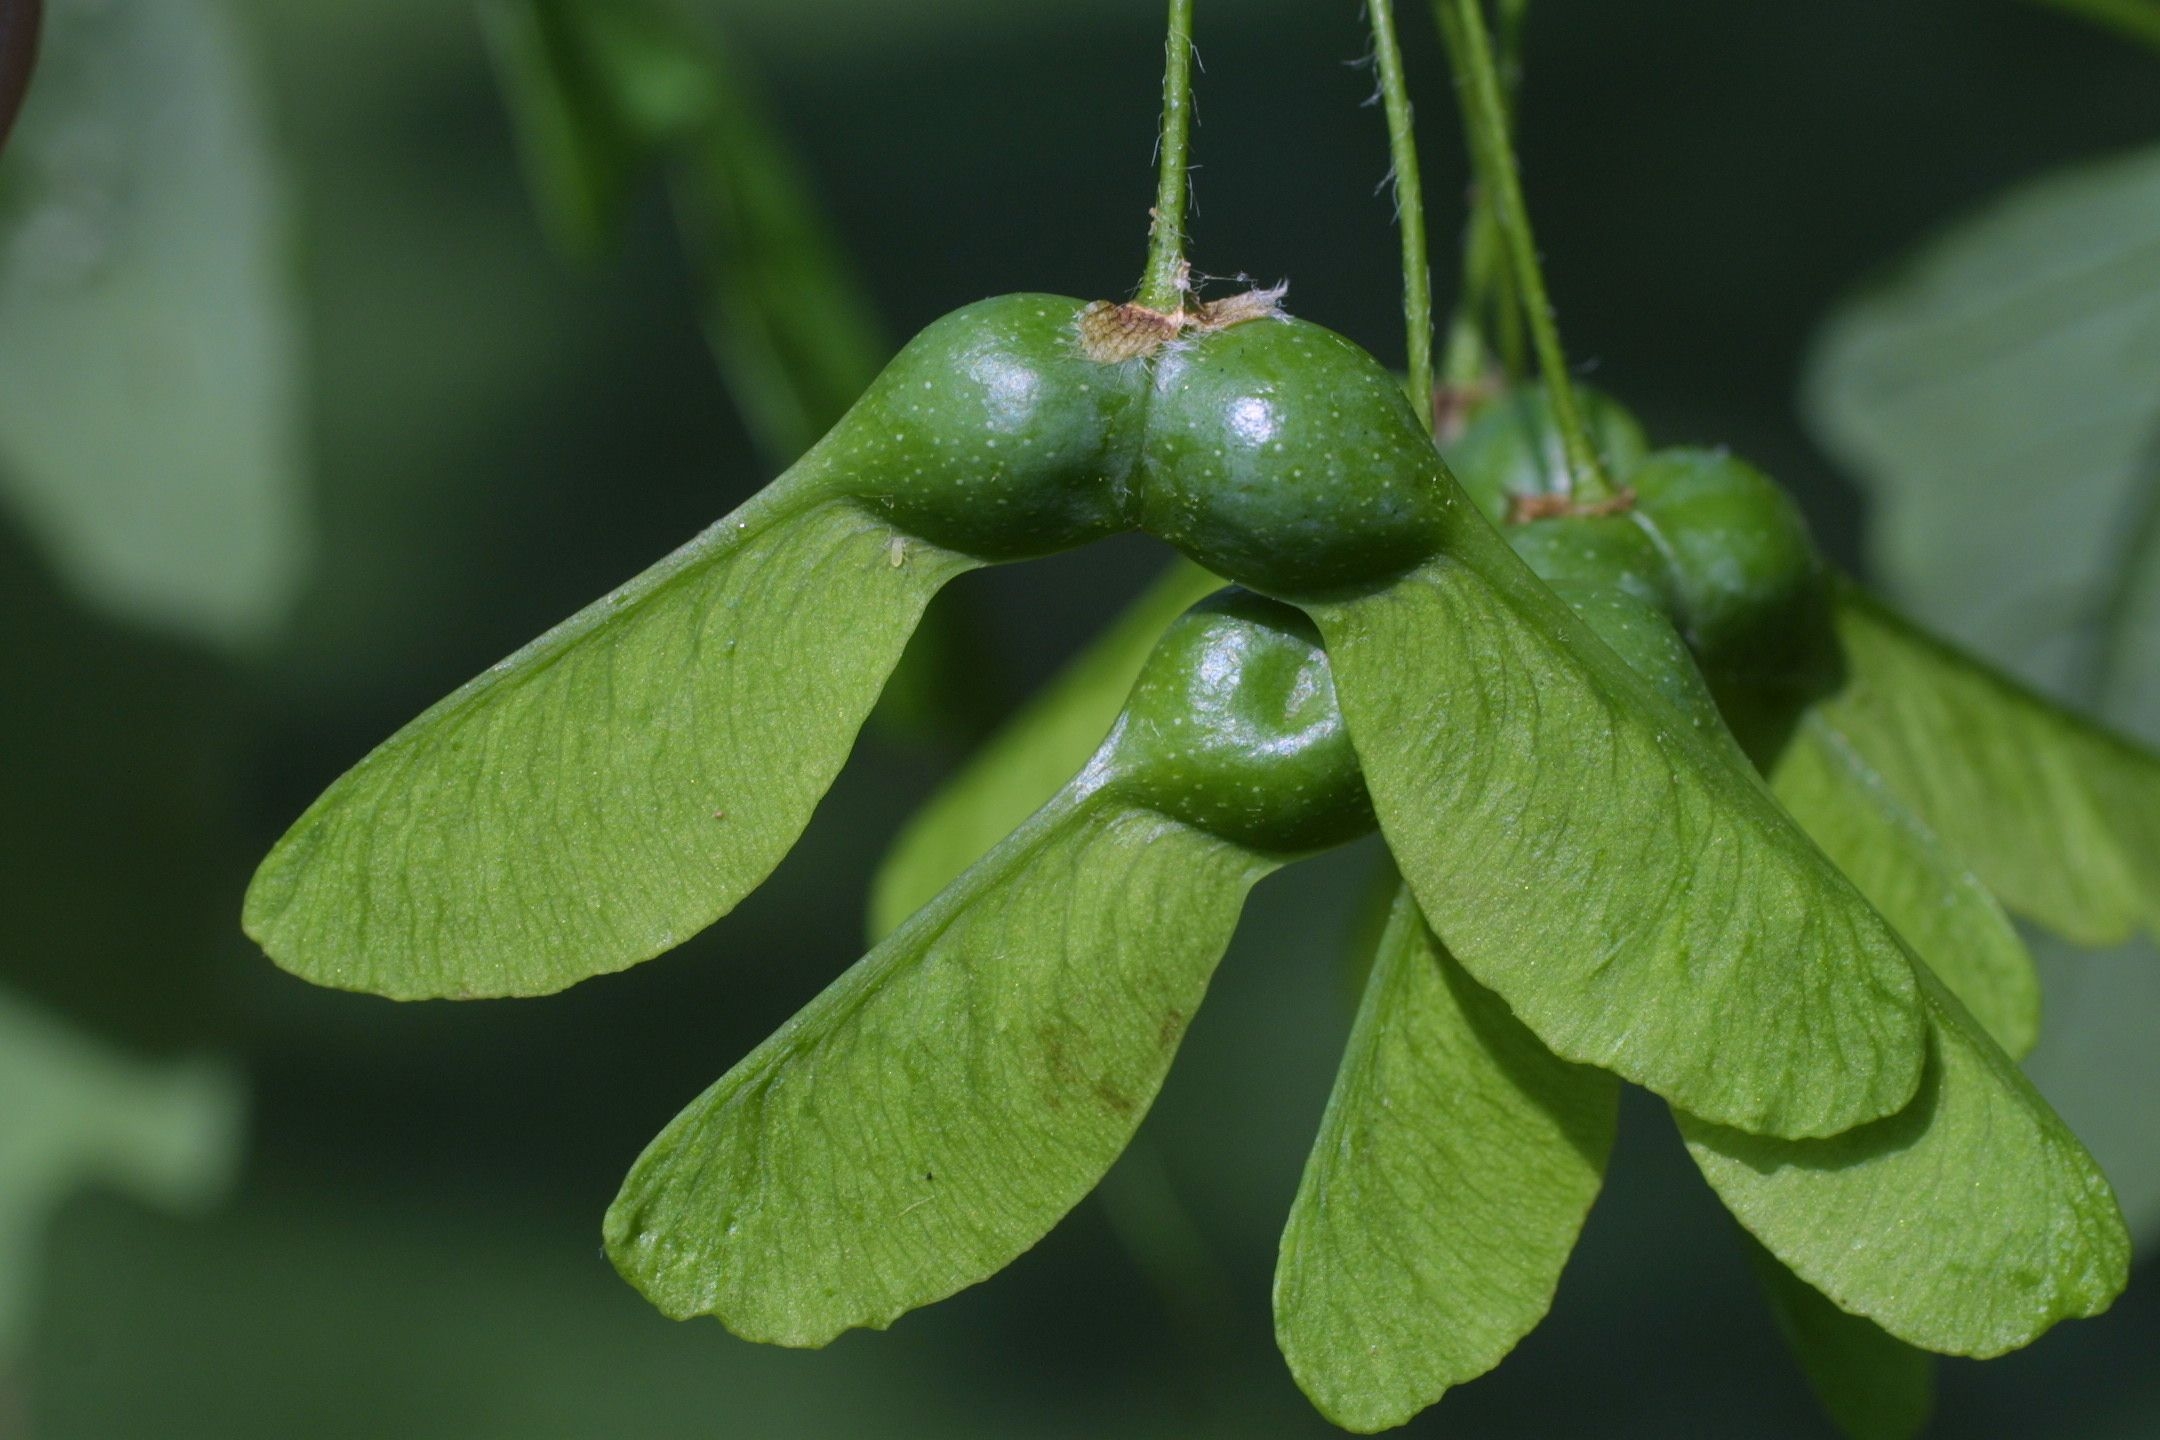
<box><xmin>4</xmin><ymin>0</ymin><xmax>2160</xmax><ymax>1435</ymax></box>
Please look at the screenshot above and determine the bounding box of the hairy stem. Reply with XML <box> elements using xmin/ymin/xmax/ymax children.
<box><xmin>1369</xmin><ymin>0</ymin><xmax>1435</xmax><ymax>431</ymax></box>
<box><xmin>1139</xmin><ymin>0</ymin><xmax>1197</xmax><ymax>312</ymax></box>
<box><xmin>1438</xmin><ymin>0</ymin><xmax>1610</xmax><ymax>498</ymax></box>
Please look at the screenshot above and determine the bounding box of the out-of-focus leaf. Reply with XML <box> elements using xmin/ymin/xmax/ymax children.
<box><xmin>1304</xmin><ymin>541</ymin><xmax>1925</xmax><ymax>1140</ymax></box>
<box><xmin>862</xmin><ymin>586</ymin><xmax>1009</xmax><ymax>746</ymax></box>
<box><xmin>246</xmin><ymin>478</ymin><xmax>975</xmax><ymax>1000</ymax></box>
<box><xmin>867</xmin><ymin>557</ymin><xmax>1221</xmax><ymax>939</ymax></box>
<box><xmin>1808</xmin><ymin>135</ymin><xmax>2160</xmax><ymax>757</ymax></box>
<box><xmin>0</xmin><ymin>988</ymin><xmax>244</xmax><ymax>1358</ymax></box>
<box><xmin>1805</xmin><ymin>136</ymin><xmax>2160</xmax><ymax>1252</ymax></box>
<box><xmin>1768</xmin><ymin>698</ymin><xmax>2041</xmax><ymax>1057</ymax></box>
<box><xmin>1743</xmin><ymin>1235</ymin><xmax>1934</xmax><ymax>1440</ymax></box>
<box><xmin>1683</xmin><ymin>967</ymin><xmax>2128</xmax><ymax>1357</ymax></box>
<box><xmin>31</xmin><ymin>1177</ymin><xmax>1096</xmax><ymax>1438</ymax></box>
<box><xmin>2023</xmin><ymin>938</ymin><xmax>2160</xmax><ymax>1244</ymax></box>
<box><xmin>668</xmin><ymin>40</ymin><xmax>883</xmax><ymax>463</ymax></box>
<box><xmin>480</xmin><ymin>0</ymin><xmax>657</xmax><ymax>257</ymax></box>
<box><xmin>0</xmin><ymin>0</ymin><xmax>308</xmax><ymax>651</ymax></box>
<box><xmin>1817</xmin><ymin>586</ymin><xmax>2160</xmax><ymax>949</ymax></box>
<box><xmin>606</xmin><ymin>788</ymin><xmax>1277</xmax><ymax>1346</ymax></box>
<box><xmin>1275</xmin><ymin>886</ymin><xmax>1613</xmax><ymax>1433</ymax></box>
<box><xmin>483</xmin><ymin>0</ymin><xmax>885</xmax><ymax>465</ymax></box>
<box><xmin>1806</xmin><ymin>141</ymin><xmax>2160</xmax><ymax>704</ymax></box>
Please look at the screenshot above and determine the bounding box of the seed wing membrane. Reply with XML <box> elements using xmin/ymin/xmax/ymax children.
<box><xmin>245</xmin><ymin>480</ymin><xmax>975</xmax><ymax>999</ymax></box>
<box><xmin>1684</xmin><ymin>969</ymin><xmax>2129</xmax><ymax>1356</ymax></box>
<box><xmin>1276</xmin><ymin>885</ymin><xmax>1615</xmax><ymax>1432</ymax></box>
<box><xmin>1822</xmin><ymin>582</ymin><xmax>2160</xmax><ymax>947</ymax></box>
<box><xmin>606</xmin><ymin>792</ymin><xmax>1275</xmax><ymax>1345</ymax></box>
<box><xmin>1306</xmin><ymin>545</ymin><xmax>1926</xmax><ymax>1139</ymax></box>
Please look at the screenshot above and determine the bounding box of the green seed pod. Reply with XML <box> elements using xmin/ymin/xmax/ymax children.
<box><xmin>1104</xmin><ymin>590</ymin><xmax>1373</xmax><ymax>854</ymax></box>
<box><xmin>1445</xmin><ymin>384</ymin><xmax>1651</xmax><ymax>525</ymax></box>
<box><xmin>1505</xmin><ymin>512</ymin><xmax>1674</xmax><ymax>615</ymax></box>
<box><xmin>830</xmin><ymin>294</ymin><xmax>1148</xmax><ymax>561</ymax></box>
<box><xmin>1630</xmin><ymin>448</ymin><xmax>1830</xmax><ymax>684</ymax></box>
<box><xmin>1508</xmin><ymin>512</ymin><xmax>1722</xmax><ymax>732</ymax></box>
<box><xmin>1135</xmin><ymin>318</ymin><xmax>1451</xmax><ymax>598</ymax></box>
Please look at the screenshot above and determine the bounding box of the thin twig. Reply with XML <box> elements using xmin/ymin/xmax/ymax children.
<box><xmin>1435</xmin><ymin>0</ymin><xmax>1611</xmax><ymax>498</ymax></box>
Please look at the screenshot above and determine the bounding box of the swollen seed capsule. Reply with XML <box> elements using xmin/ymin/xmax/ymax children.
<box><xmin>1105</xmin><ymin>591</ymin><xmax>1373</xmax><ymax>855</ymax></box>
<box><xmin>1629</xmin><ymin>448</ymin><xmax>1830</xmax><ymax>684</ymax></box>
<box><xmin>1444</xmin><ymin>384</ymin><xmax>1652</xmax><ymax>526</ymax></box>
<box><xmin>1135</xmin><ymin>319</ymin><xmax>1450</xmax><ymax>598</ymax></box>
<box><xmin>1506</xmin><ymin>512</ymin><xmax>1676</xmax><ymax>616</ymax></box>
<box><xmin>827</xmin><ymin>294</ymin><xmax>1148</xmax><ymax>561</ymax></box>
<box><xmin>1448</xmin><ymin>388</ymin><xmax>1836</xmax><ymax>694</ymax></box>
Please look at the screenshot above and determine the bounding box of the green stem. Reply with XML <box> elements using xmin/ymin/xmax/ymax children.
<box><xmin>1438</xmin><ymin>0</ymin><xmax>1525</xmax><ymax>389</ymax></box>
<box><xmin>1439</xmin><ymin>0</ymin><xmax>1610</xmax><ymax>499</ymax></box>
<box><xmin>1439</xmin><ymin>137</ymin><xmax>1522</xmax><ymax>389</ymax></box>
<box><xmin>1139</xmin><ymin>0</ymin><xmax>1197</xmax><ymax>312</ymax></box>
<box><xmin>1369</xmin><ymin>0</ymin><xmax>1435</xmax><ymax>432</ymax></box>
<box><xmin>2024</xmin><ymin>0</ymin><xmax>2160</xmax><ymax>56</ymax></box>
<box><xmin>1490</xmin><ymin>0</ymin><xmax>1529</xmax><ymax>376</ymax></box>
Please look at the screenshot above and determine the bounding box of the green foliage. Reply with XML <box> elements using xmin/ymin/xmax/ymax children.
<box><xmin>868</xmin><ymin>557</ymin><xmax>1221</xmax><ymax>939</ymax></box>
<box><xmin>0</xmin><ymin>0</ymin><xmax>33</xmax><ymax>149</ymax></box>
<box><xmin>2022</xmin><ymin>944</ymin><xmax>2160</xmax><ymax>1249</ymax></box>
<box><xmin>607</xmin><ymin>594</ymin><xmax>1346</xmax><ymax>1343</ymax></box>
<box><xmin>1308</xmin><ymin>543</ymin><xmax>1925</xmax><ymax>1139</ymax></box>
<box><xmin>0</xmin><ymin>0</ymin><xmax>2147</xmax><ymax>1428</ymax></box>
<box><xmin>608</xmin><ymin>794</ymin><xmax>1269</xmax><ymax>1345</ymax></box>
<box><xmin>1472</xmin><ymin>389</ymin><xmax>2132</xmax><ymax>1365</ymax></box>
<box><xmin>247</xmin><ymin>22</ymin><xmax>2160</xmax><ymax>1414</ymax></box>
<box><xmin>1275</xmin><ymin>885</ymin><xmax>1614</xmax><ymax>1433</ymax></box>
<box><xmin>1819</xmin><ymin>586</ymin><xmax>2160</xmax><ymax>949</ymax></box>
<box><xmin>1806</xmin><ymin>140</ymin><xmax>2160</xmax><ymax>709</ymax></box>
<box><xmin>1683</xmin><ymin>966</ymin><xmax>2129</xmax><ymax>1357</ymax></box>
<box><xmin>246</xmin><ymin>291</ymin><xmax>1130</xmax><ymax>998</ymax></box>
<box><xmin>483</xmin><ymin>0</ymin><xmax>886</xmax><ymax>466</ymax></box>
<box><xmin>481</xmin><ymin>0</ymin><xmax>663</xmax><ymax>259</ymax></box>
<box><xmin>246</xmin><ymin>482</ymin><xmax>971</xmax><ymax>999</ymax></box>
<box><xmin>258</xmin><ymin>270</ymin><xmax>2158</xmax><ymax>1416</ymax></box>
<box><xmin>1805</xmin><ymin>133</ymin><xmax>2160</xmax><ymax>1254</ymax></box>
<box><xmin>0</xmin><ymin>0</ymin><xmax>308</xmax><ymax>651</ymax></box>
<box><xmin>1765</xmin><ymin>691</ymin><xmax>2042</xmax><ymax>1057</ymax></box>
